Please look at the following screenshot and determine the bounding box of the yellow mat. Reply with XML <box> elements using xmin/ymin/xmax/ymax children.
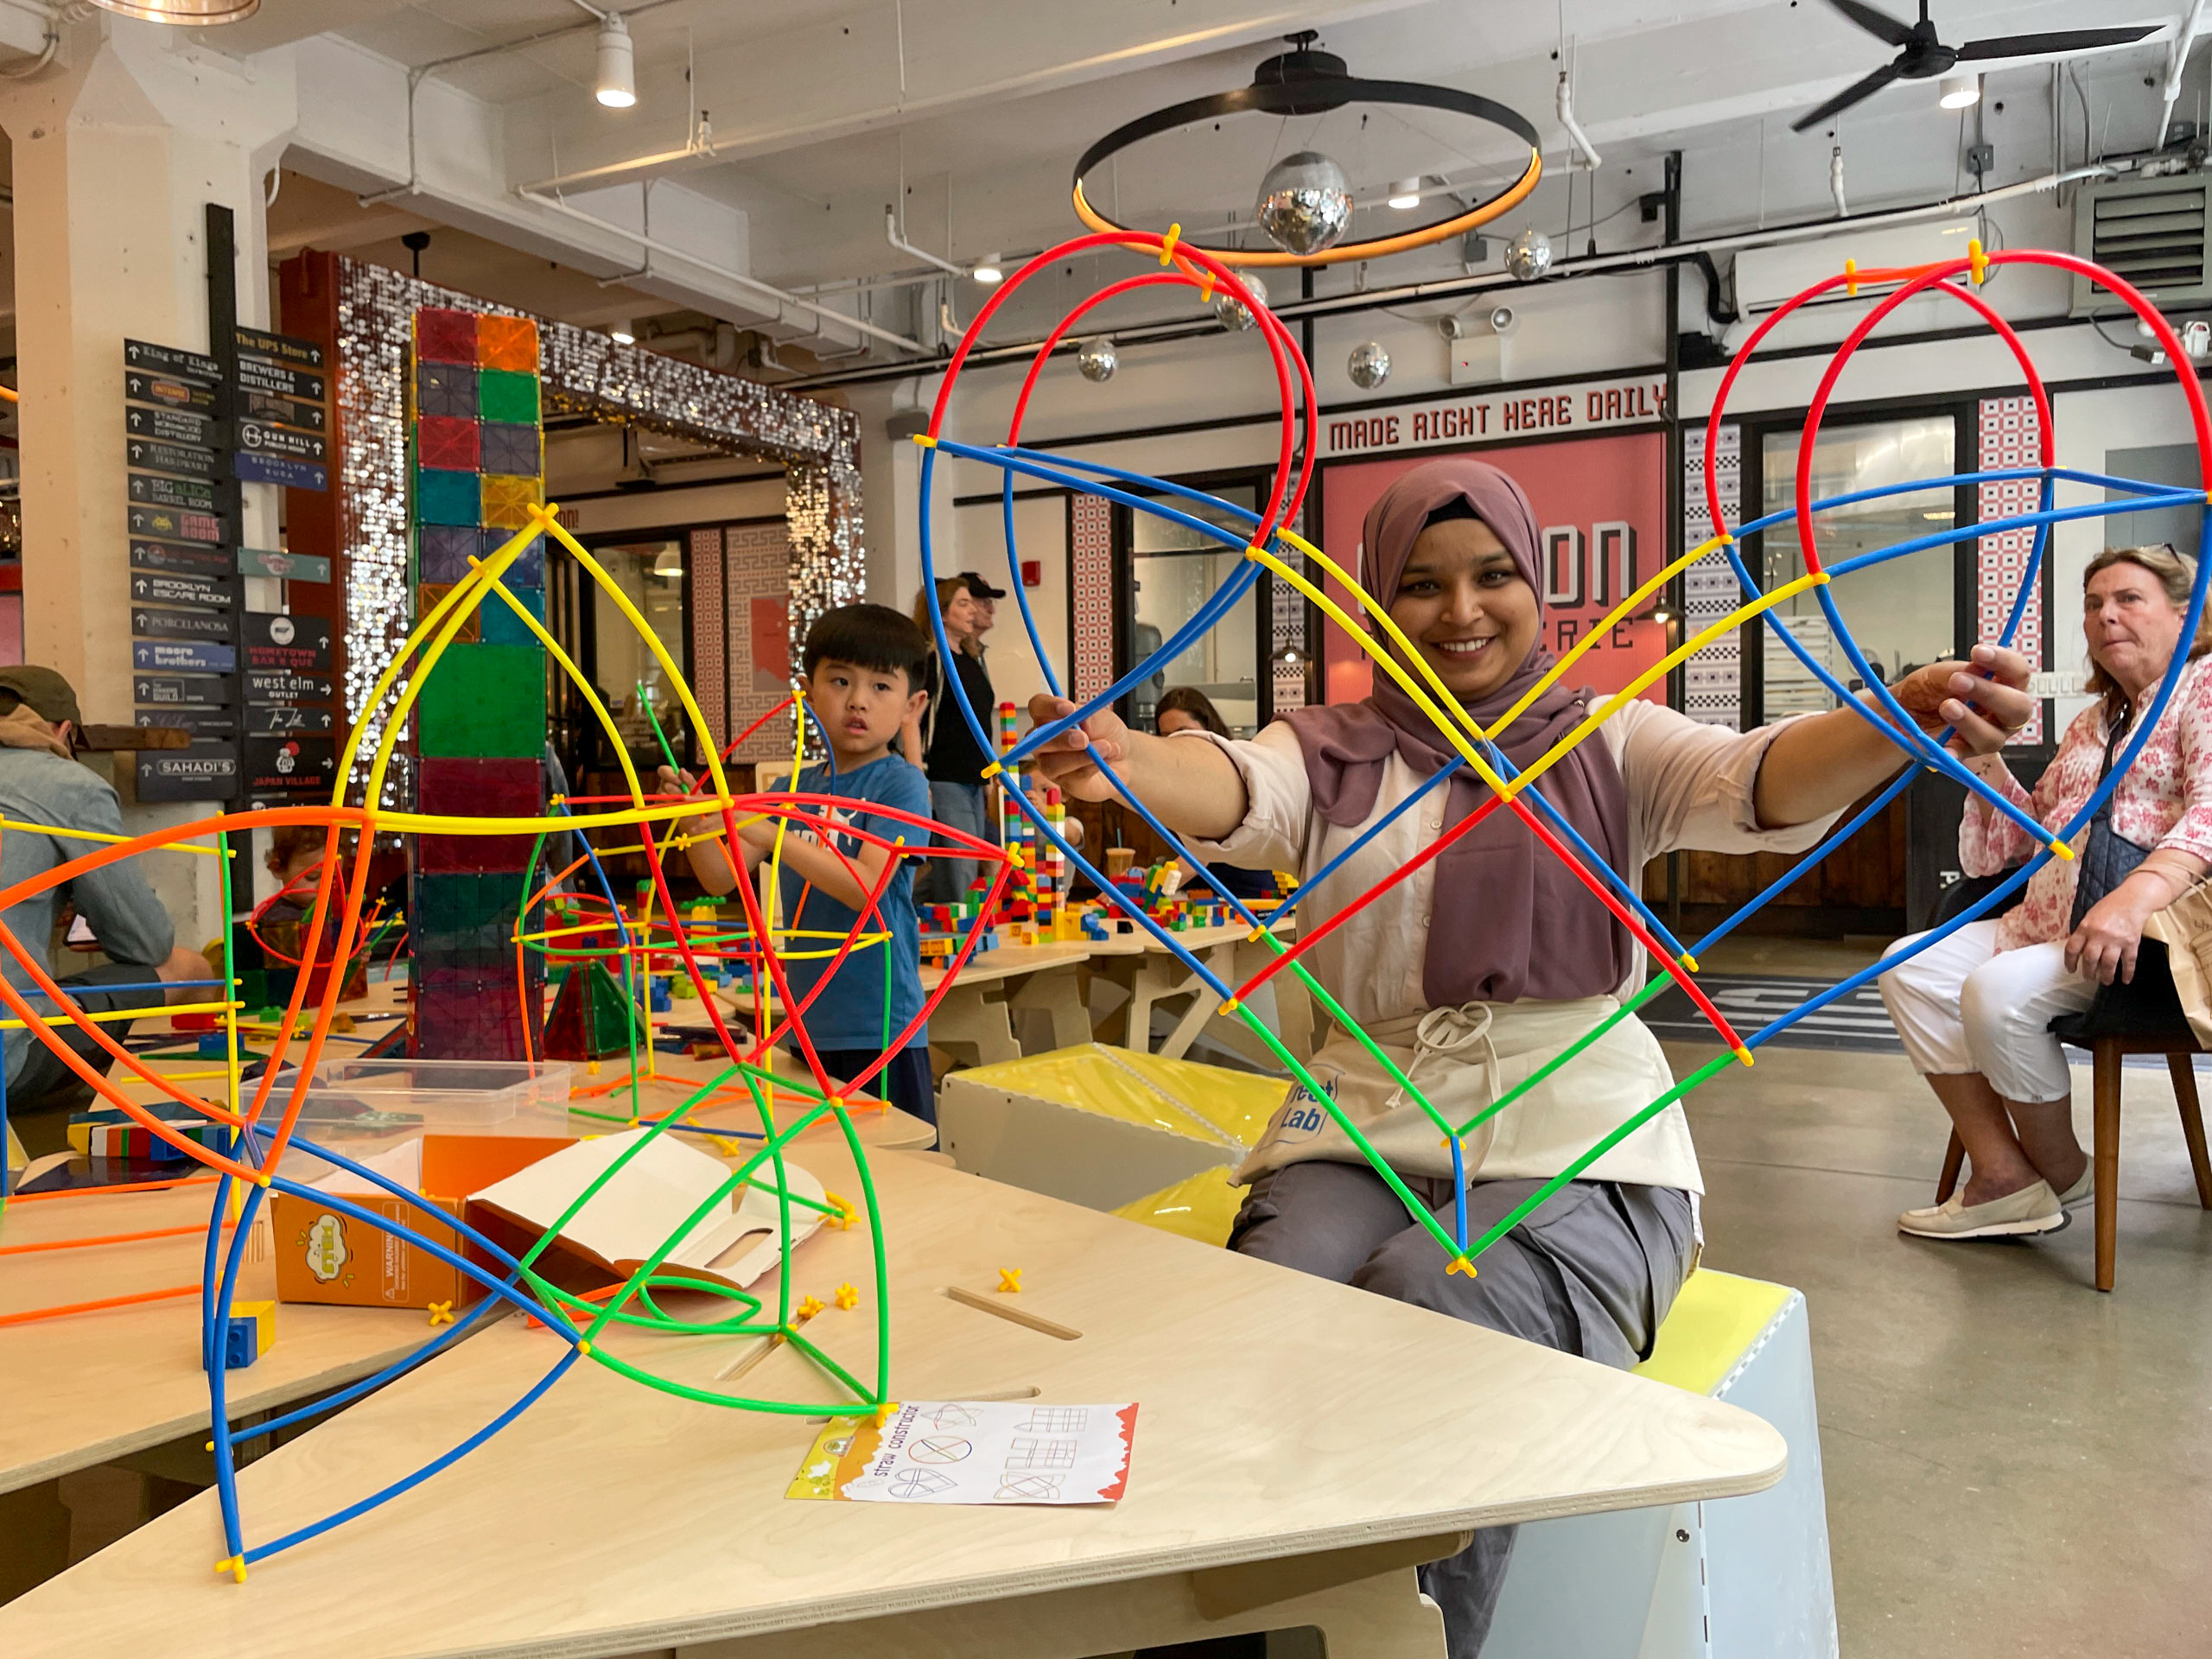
<box><xmin>950</xmin><ymin>1043</ymin><xmax>1286</xmax><ymax>1149</ymax></box>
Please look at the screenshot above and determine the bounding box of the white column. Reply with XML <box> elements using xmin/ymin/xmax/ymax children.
<box><xmin>0</xmin><ymin>21</ymin><xmax>296</xmax><ymax>944</ymax></box>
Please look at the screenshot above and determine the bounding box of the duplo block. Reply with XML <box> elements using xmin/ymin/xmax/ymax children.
<box><xmin>204</xmin><ymin>1300</ymin><xmax>274</xmax><ymax>1371</ymax></box>
<box><xmin>414</xmin><ymin>644</ymin><xmax>545</xmax><ymax>758</ymax></box>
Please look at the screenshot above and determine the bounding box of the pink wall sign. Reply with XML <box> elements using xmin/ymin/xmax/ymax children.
<box><xmin>1316</xmin><ymin>429</ymin><xmax>1670</xmax><ymax>709</ymax></box>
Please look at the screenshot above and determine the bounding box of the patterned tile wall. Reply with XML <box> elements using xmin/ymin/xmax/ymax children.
<box><xmin>1683</xmin><ymin>423</ymin><xmax>1743</xmax><ymax>729</ymax></box>
<box><xmin>1070</xmin><ymin>493</ymin><xmax>1114</xmax><ymax>702</ymax></box>
<box><xmin>1979</xmin><ymin>395</ymin><xmax>2046</xmax><ymax>744</ymax></box>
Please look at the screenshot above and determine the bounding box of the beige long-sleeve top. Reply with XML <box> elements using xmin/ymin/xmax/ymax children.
<box><xmin>1183</xmin><ymin>699</ymin><xmax>1842</xmax><ymax>1191</ymax></box>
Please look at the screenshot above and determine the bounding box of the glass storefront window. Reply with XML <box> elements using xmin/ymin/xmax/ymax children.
<box><xmin>1759</xmin><ymin>416</ymin><xmax>1957</xmax><ymax>721</ymax></box>
<box><xmin>1128</xmin><ymin>484</ymin><xmax>1262</xmax><ymax>735</ymax></box>
<box><xmin>591</xmin><ymin>540</ymin><xmax>688</xmax><ymax>753</ymax></box>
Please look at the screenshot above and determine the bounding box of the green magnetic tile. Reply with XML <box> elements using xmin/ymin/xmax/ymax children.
<box><xmin>477</xmin><ymin>369</ymin><xmax>539</xmax><ymax>424</ymax></box>
<box><xmin>415</xmin><ymin>643</ymin><xmax>546</xmax><ymax>758</ymax></box>
<box><xmin>416</xmin><ymin>467</ymin><xmax>482</xmax><ymax>527</ymax></box>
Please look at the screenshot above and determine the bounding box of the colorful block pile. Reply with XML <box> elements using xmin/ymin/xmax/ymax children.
<box><xmin>409</xmin><ymin>306</ymin><xmax>549</xmax><ymax>1061</ymax></box>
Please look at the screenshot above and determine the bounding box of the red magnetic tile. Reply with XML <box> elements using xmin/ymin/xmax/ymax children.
<box><xmin>416</xmin><ymin>416</ymin><xmax>480</xmax><ymax>472</ymax></box>
<box><xmin>415</xmin><ymin>308</ymin><xmax>480</xmax><ymax>365</ymax></box>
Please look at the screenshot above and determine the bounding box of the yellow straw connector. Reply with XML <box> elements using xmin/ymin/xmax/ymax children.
<box><xmin>1844</xmin><ymin>257</ymin><xmax>1859</xmax><ymax>298</ymax></box>
<box><xmin>980</xmin><ymin>760</ymin><xmax>1002</xmax><ymax>779</ymax></box>
<box><xmin>1159</xmin><ymin>223</ymin><xmax>1180</xmax><ymax>265</ymax></box>
<box><xmin>2050</xmin><ymin>839</ymin><xmax>2075</xmax><ymax>861</ymax></box>
<box><xmin>575</xmin><ymin>1339</ymin><xmax>594</xmax><ymax>1357</ymax></box>
<box><xmin>1733</xmin><ymin>1046</ymin><xmax>1755</xmax><ymax>1068</ymax></box>
<box><xmin>1678</xmin><ymin>952</ymin><xmax>1700</xmax><ymax>972</ymax></box>
<box><xmin>875</xmin><ymin>1400</ymin><xmax>901</xmax><ymax>1426</ymax></box>
<box><xmin>1197</xmin><ymin>270</ymin><xmax>1217</xmax><ymax>302</ymax></box>
<box><xmin>215</xmin><ymin>1556</ymin><xmax>246</xmax><ymax>1583</ymax></box>
<box><xmin>1446</xmin><ymin>1255</ymin><xmax>1478</xmax><ymax>1278</ymax></box>
<box><xmin>1217</xmin><ymin>997</ymin><xmax>1241</xmax><ymax>1015</ymax></box>
<box><xmin>1967</xmin><ymin>237</ymin><xmax>1988</xmax><ymax>286</ymax></box>
<box><xmin>909</xmin><ymin>432</ymin><xmax>938</xmax><ymax>448</ymax></box>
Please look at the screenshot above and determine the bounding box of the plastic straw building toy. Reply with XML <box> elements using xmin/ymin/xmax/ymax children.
<box><xmin>0</xmin><ymin>237</ymin><xmax>2202</xmax><ymax>1582</ymax></box>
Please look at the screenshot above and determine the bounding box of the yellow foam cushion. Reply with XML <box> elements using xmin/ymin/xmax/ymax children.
<box><xmin>1631</xmin><ymin>1268</ymin><xmax>1796</xmax><ymax>1396</ymax></box>
<box><xmin>1111</xmin><ymin>1164</ymin><xmax>1243</xmax><ymax>1246</ymax></box>
<box><xmin>951</xmin><ymin>1043</ymin><xmax>1286</xmax><ymax>1149</ymax></box>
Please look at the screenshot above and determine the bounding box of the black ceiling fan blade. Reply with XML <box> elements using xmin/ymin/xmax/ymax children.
<box><xmin>1827</xmin><ymin>0</ymin><xmax>1914</xmax><ymax>48</ymax></box>
<box><xmin>1791</xmin><ymin>60</ymin><xmax>1903</xmax><ymax>132</ymax></box>
<box><xmin>1955</xmin><ymin>26</ymin><xmax>2163</xmax><ymax>61</ymax></box>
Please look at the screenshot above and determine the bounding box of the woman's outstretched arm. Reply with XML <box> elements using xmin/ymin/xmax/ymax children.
<box><xmin>1023</xmin><ymin>695</ymin><xmax>1249</xmax><ymax>842</ymax></box>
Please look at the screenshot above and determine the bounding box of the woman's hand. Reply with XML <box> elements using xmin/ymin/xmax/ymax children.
<box><xmin>1892</xmin><ymin>644</ymin><xmax>2037</xmax><ymax>756</ymax></box>
<box><xmin>2067</xmin><ymin>883</ymin><xmax>2160</xmax><ymax>985</ymax></box>
<box><xmin>1024</xmin><ymin>695</ymin><xmax>1134</xmax><ymax>804</ymax></box>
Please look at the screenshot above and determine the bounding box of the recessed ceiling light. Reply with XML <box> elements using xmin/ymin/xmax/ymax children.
<box><xmin>973</xmin><ymin>255</ymin><xmax>1004</xmax><ymax>284</ymax></box>
<box><xmin>595</xmin><ymin>12</ymin><xmax>637</xmax><ymax>109</ymax></box>
<box><xmin>610</xmin><ymin>321</ymin><xmax>636</xmax><ymax>346</ymax></box>
<box><xmin>1388</xmin><ymin>177</ymin><xmax>1422</xmax><ymax>211</ymax></box>
<box><xmin>86</xmin><ymin>0</ymin><xmax>258</xmax><ymax>20</ymax></box>
<box><xmin>1938</xmin><ymin>73</ymin><xmax>1980</xmax><ymax>111</ymax></box>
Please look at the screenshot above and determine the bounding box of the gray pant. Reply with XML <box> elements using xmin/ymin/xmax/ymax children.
<box><xmin>1231</xmin><ymin>1160</ymin><xmax>1697</xmax><ymax>1659</ymax></box>
<box><xmin>921</xmin><ymin>779</ymin><xmax>992</xmax><ymax>908</ymax></box>
<box><xmin>6</xmin><ymin>961</ymin><xmax>171</xmax><ymax>1112</ymax></box>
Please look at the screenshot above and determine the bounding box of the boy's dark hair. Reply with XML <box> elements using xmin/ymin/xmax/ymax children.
<box><xmin>802</xmin><ymin>603</ymin><xmax>931</xmax><ymax>691</ymax></box>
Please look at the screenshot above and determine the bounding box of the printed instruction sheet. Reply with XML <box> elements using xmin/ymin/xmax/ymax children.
<box><xmin>787</xmin><ymin>1401</ymin><xmax>1137</xmax><ymax>1505</ymax></box>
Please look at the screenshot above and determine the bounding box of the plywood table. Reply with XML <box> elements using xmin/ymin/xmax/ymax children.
<box><xmin>697</xmin><ymin>942</ymin><xmax>1097</xmax><ymax>1068</ymax></box>
<box><xmin>0</xmin><ymin>1141</ymin><xmax>1786</xmax><ymax>1658</ymax></box>
<box><xmin>1092</xmin><ymin>916</ymin><xmax>1314</xmax><ymax>1068</ymax></box>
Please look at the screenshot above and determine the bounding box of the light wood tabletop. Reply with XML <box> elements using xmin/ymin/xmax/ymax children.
<box><xmin>0</xmin><ymin>1137</ymin><xmax>1786</xmax><ymax>1659</ymax></box>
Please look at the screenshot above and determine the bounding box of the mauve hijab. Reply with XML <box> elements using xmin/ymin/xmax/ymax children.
<box><xmin>1281</xmin><ymin>457</ymin><xmax>1632</xmax><ymax>1006</ymax></box>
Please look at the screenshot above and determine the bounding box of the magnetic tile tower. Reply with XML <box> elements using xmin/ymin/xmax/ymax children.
<box><xmin>409</xmin><ymin>306</ymin><xmax>550</xmax><ymax>1059</ymax></box>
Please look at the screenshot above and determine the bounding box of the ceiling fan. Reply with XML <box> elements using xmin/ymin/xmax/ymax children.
<box><xmin>1790</xmin><ymin>0</ymin><xmax>2162</xmax><ymax>132</ymax></box>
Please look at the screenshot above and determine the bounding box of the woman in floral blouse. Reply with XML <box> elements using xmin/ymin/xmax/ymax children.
<box><xmin>1881</xmin><ymin>544</ymin><xmax>2212</xmax><ymax>1241</ymax></box>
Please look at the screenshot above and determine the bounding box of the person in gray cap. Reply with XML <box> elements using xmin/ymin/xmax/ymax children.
<box><xmin>0</xmin><ymin>666</ymin><xmax>207</xmax><ymax>1141</ymax></box>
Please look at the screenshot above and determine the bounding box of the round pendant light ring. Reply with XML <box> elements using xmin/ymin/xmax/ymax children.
<box><xmin>1071</xmin><ymin>74</ymin><xmax>1543</xmax><ymax>267</ymax></box>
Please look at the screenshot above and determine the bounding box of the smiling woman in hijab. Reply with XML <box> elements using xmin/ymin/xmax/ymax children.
<box><xmin>1029</xmin><ymin>455</ymin><xmax>2037</xmax><ymax>1656</ymax></box>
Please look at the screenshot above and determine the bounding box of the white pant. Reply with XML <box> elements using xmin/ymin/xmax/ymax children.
<box><xmin>1877</xmin><ymin>920</ymin><xmax>2095</xmax><ymax>1105</ymax></box>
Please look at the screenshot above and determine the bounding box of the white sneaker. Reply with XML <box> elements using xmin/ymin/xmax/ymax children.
<box><xmin>2057</xmin><ymin>1166</ymin><xmax>2094</xmax><ymax>1208</ymax></box>
<box><xmin>1899</xmin><ymin>1179</ymin><xmax>2066</xmax><ymax>1240</ymax></box>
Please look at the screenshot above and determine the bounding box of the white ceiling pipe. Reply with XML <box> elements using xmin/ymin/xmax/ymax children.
<box><xmin>885</xmin><ymin>207</ymin><xmax>967</xmax><ymax>278</ymax></box>
<box><xmin>2161</xmin><ymin>0</ymin><xmax>2207</xmax><ymax>148</ymax></box>
<box><xmin>517</xmin><ymin>188</ymin><xmax>929</xmax><ymax>355</ymax></box>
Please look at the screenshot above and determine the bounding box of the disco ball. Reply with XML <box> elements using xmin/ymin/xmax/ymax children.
<box><xmin>1212</xmin><ymin>270</ymin><xmax>1269</xmax><ymax>331</ymax></box>
<box><xmin>1506</xmin><ymin>226</ymin><xmax>1554</xmax><ymax>283</ymax></box>
<box><xmin>1077</xmin><ymin>336</ymin><xmax>1118</xmax><ymax>382</ymax></box>
<box><xmin>1255</xmin><ymin>150</ymin><xmax>1351</xmax><ymax>256</ymax></box>
<box><xmin>1347</xmin><ymin>341</ymin><xmax>1391</xmax><ymax>389</ymax></box>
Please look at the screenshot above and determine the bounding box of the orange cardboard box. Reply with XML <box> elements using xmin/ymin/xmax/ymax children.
<box><xmin>272</xmin><ymin>1134</ymin><xmax>574</xmax><ymax>1309</ymax></box>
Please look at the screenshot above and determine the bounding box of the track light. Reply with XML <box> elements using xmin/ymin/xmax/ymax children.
<box><xmin>1938</xmin><ymin>73</ymin><xmax>1980</xmax><ymax>111</ymax></box>
<box><xmin>595</xmin><ymin>11</ymin><xmax>637</xmax><ymax>109</ymax></box>
<box><xmin>1388</xmin><ymin>177</ymin><xmax>1422</xmax><ymax>211</ymax></box>
<box><xmin>973</xmin><ymin>255</ymin><xmax>1004</xmax><ymax>284</ymax></box>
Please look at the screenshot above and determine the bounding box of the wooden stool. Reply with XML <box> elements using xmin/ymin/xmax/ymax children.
<box><xmin>1936</xmin><ymin>987</ymin><xmax>2212</xmax><ymax>1292</ymax></box>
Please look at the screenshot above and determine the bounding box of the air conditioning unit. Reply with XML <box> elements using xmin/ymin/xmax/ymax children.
<box><xmin>1732</xmin><ymin>217</ymin><xmax>1978</xmax><ymax>315</ymax></box>
<box><xmin>2071</xmin><ymin>173</ymin><xmax>2212</xmax><ymax>316</ymax></box>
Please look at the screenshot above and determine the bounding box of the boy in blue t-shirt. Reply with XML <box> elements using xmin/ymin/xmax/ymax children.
<box><xmin>664</xmin><ymin>604</ymin><xmax>938</xmax><ymax>1127</ymax></box>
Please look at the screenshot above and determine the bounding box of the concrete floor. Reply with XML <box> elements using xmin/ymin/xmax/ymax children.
<box><xmin>1673</xmin><ymin>937</ymin><xmax>2212</xmax><ymax>1658</ymax></box>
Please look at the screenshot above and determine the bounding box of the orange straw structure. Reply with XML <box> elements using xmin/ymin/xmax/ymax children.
<box><xmin>0</xmin><ymin>1283</ymin><xmax>200</xmax><ymax>1329</ymax></box>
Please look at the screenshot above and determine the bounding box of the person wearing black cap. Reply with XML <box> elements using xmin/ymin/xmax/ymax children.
<box><xmin>909</xmin><ymin>572</ymin><xmax>1006</xmax><ymax>906</ymax></box>
<box><xmin>0</xmin><ymin>666</ymin><xmax>208</xmax><ymax>1139</ymax></box>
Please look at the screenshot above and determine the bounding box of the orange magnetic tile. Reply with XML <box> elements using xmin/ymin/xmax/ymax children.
<box><xmin>476</xmin><ymin>315</ymin><xmax>539</xmax><ymax>372</ymax></box>
<box><xmin>480</xmin><ymin>473</ymin><xmax>543</xmax><ymax>529</ymax></box>
<box><xmin>416</xmin><ymin>585</ymin><xmax>481</xmax><ymax>642</ymax></box>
